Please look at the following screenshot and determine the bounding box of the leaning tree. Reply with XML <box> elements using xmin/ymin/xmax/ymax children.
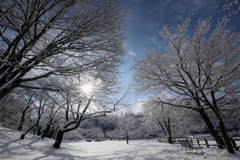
<box><xmin>52</xmin><ymin>73</ymin><xmax>130</xmax><ymax>148</ymax></box>
<box><xmin>133</xmin><ymin>16</ymin><xmax>240</xmax><ymax>153</ymax></box>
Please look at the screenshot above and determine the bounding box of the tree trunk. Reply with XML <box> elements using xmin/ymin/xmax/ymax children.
<box><xmin>17</xmin><ymin>114</ymin><xmax>25</xmax><ymax>131</ymax></box>
<box><xmin>33</xmin><ymin>118</ymin><xmax>40</xmax><ymax>135</ymax></box>
<box><xmin>17</xmin><ymin>110</ymin><xmax>27</xmax><ymax>131</ymax></box>
<box><xmin>166</xmin><ymin>118</ymin><xmax>173</xmax><ymax>144</ymax></box>
<box><xmin>0</xmin><ymin>87</ymin><xmax>14</xmax><ymax>101</ymax></box>
<box><xmin>218</xmin><ymin>115</ymin><xmax>235</xmax><ymax>153</ymax></box>
<box><xmin>199</xmin><ymin>109</ymin><xmax>225</xmax><ymax>149</ymax></box>
<box><xmin>28</xmin><ymin>119</ymin><xmax>32</xmax><ymax>127</ymax></box>
<box><xmin>42</xmin><ymin>124</ymin><xmax>50</xmax><ymax>139</ymax></box>
<box><xmin>37</xmin><ymin>126</ymin><xmax>42</xmax><ymax>136</ymax></box>
<box><xmin>209</xmin><ymin>92</ymin><xmax>235</xmax><ymax>154</ymax></box>
<box><xmin>48</xmin><ymin>126</ymin><xmax>59</xmax><ymax>138</ymax></box>
<box><xmin>53</xmin><ymin>129</ymin><xmax>64</xmax><ymax>148</ymax></box>
<box><xmin>126</xmin><ymin>132</ymin><xmax>129</xmax><ymax>144</ymax></box>
<box><xmin>20</xmin><ymin>124</ymin><xmax>37</xmax><ymax>139</ymax></box>
<box><xmin>0</xmin><ymin>80</ymin><xmax>20</xmax><ymax>101</ymax></box>
<box><xmin>167</xmin><ymin>136</ymin><xmax>173</xmax><ymax>144</ymax></box>
<box><xmin>18</xmin><ymin>104</ymin><xmax>30</xmax><ymax>131</ymax></box>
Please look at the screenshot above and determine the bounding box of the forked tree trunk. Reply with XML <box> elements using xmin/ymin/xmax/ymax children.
<box><xmin>199</xmin><ymin>109</ymin><xmax>225</xmax><ymax>149</ymax></box>
<box><xmin>209</xmin><ymin>92</ymin><xmax>235</xmax><ymax>154</ymax></box>
<box><xmin>17</xmin><ymin>103</ymin><xmax>30</xmax><ymax>131</ymax></box>
<box><xmin>53</xmin><ymin>130</ymin><xmax>64</xmax><ymax>148</ymax></box>
<box><xmin>157</xmin><ymin>118</ymin><xmax>173</xmax><ymax>144</ymax></box>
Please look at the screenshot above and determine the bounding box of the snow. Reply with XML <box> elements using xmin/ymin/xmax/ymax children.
<box><xmin>1</xmin><ymin>127</ymin><xmax>240</xmax><ymax>160</ymax></box>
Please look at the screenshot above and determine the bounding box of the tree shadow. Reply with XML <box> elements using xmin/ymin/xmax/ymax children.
<box><xmin>33</xmin><ymin>147</ymin><xmax>84</xmax><ymax>160</ymax></box>
<box><xmin>0</xmin><ymin>136</ymin><xmax>83</xmax><ymax>160</ymax></box>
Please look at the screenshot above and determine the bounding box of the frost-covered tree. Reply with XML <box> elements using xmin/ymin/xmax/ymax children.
<box><xmin>52</xmin><ymin>75</ymin><xmax>129</xmax><ymax>148</ymax></box>
<box><xmin>0</xmin><ymin>90</ymin><xmax>26</xmax><ymax>129</ymax></box>
<box><xmin>129</xmin><ymin>114</ymin><xmax>148</xmax><ymax>140</ymax></box>
<box><xmin>0</xmin><ymin>0</ymin><xmax>126</xmax><ymax>100</ymax></box>
<box><xmin>143</xmin><ymin>100</ymin><xmax>188</xmax><ymax>143</ymax></box>
<box><xmin>133</xmin><ymin>16</ymin><xmax>240</xmax><ymax>153</ymax></box>
<box><xmin>17</xmin><ymin>89</ymin><xmax>33</xmax><ymax>131</ymax></box>
<box><xmin>31</xmin><ymin>91</ymin><xmax>50</xmax><ymax>135</ymax></box>
<box><xmin>106</xmin><ymin>129</ymin><xmax>120</xmax><ymax>140</ymax></box>
<box><xmin>222</xmin><ymin>0</ymin><xmax>240</xmax><ymax>14</ymax></box>
<box><xmin>64</xmin><ymin>129</ymin><xmax>84</xmax><ymax>141</ymax></box>
<box><xmin>41</xmin><ymin>92</ymin><xmax>64</xmax><ymax>139</ymax></box>
<box><xmin>20</xmin><ymin>90</ymin><xmax>50</xmax><ymax>139</ymax></box>
<box><xmin>117</xmin><ymin>113</ymin><xmax>136</xmax><ymax>144</ymax></box>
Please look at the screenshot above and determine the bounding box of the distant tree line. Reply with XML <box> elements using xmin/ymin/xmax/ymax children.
<box><xmin>1</xmin><ymin>91</ymin><xmax>239</xmax><ymax>144</ymax></box>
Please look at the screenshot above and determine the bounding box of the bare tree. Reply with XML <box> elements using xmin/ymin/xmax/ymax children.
<box><xmin>0</xmin><ymin>0</ymin><xmax>126</xmax><ymax>100</ymax></box>
<box><xmin>133</xmin><ymin>16</ymin><xmax>240</xmax><ymax>153</ymax></box>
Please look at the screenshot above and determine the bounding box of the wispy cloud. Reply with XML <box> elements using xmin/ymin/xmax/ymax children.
<box><xmin>148</xmin><ymin>23</ymin><xmax>158</xmax><ymax>31</ymax></box>
<box><xmin>152</xmin><ymin>0</ymin><xmax>221</xmax><ymax>15</ymax></box>
<box><xmin>129</xmin><ymin>50</ymin><xmax>137</xmax><ymax>56</ymax></box>
<box><xmin>123</xmin><ymin>42</ymin><xmax>128</xmax><ymax>48</ymax></box>
<box><xmin>150</xmin><ymin>0</ymin><xmax>221</xmax><ymax>20</ymax></box>
<box><xmin>150</xmin><ymin>37</ymin><xmax>163</xmax><ymax>49</ymax></box>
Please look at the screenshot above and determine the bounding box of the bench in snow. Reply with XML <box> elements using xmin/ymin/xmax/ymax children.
<box><xmin>178</xmin><ymin>140</ymin><xmax>203</xmax><ymax>155</ymax></box>
<box><xmin>230</xmin><ymin>137</ymin><xmax>240</xmax><ymax>150</ymax></box>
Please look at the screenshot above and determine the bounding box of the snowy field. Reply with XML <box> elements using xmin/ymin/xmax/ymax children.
<box><xmin>0</xmin><ymin>127</ymin><xmax>240</xmax><ymax>160</ymax></box>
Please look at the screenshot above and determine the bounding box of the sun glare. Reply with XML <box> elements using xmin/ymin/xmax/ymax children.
<box><xmin>81</xmin><ymin>83</ymin><xmax>93</xmax><ymax>94</ymax></box>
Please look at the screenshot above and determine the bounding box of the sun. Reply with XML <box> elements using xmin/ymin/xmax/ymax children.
<box><xmin>81</xmin><ymin>83</ymin><xmax>93</xmax><ymax>94</ymax></box>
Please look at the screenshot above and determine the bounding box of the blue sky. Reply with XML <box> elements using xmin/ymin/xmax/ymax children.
<box><xmin>118</xmin><ymin>0</ymin><xmax>240</xmax><ymax>112</ymax></box>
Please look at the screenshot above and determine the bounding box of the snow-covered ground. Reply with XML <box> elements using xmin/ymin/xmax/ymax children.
<box><xmin>0</xmin><ymin>127</ymin><xmax>240</xmax><ymax>160</ymax></box>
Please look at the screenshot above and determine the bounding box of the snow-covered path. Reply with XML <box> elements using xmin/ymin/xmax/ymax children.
<box><xmin>0</xmin><ymin>127</ymin><xmax>240</xmax><ymax>160</ymax></box>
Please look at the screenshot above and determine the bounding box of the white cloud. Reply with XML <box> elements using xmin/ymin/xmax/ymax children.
<box><xmin>129</xmin><ymin>50</ymin><xmax>137</xmax><ymax>56</ymax></box>
<box><xmin>134</xmin><ymin>102</ymin><xmax>143</xmax><ymax>113</ymax></box>
<box><xmin>132</xmin><ymin>98</ymin><xmax>148</xmax><ymax>113</ymax></box>
<box><xmin>112</xmin><ymin>106</ymin><xmax>127</xmax><ymax>116</ymax></box>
